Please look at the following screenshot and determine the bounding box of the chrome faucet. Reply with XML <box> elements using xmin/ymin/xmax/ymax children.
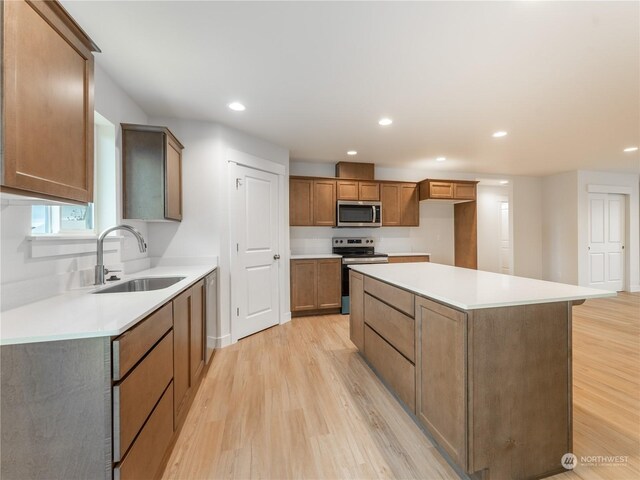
<box><xmin>95</xmin><ymin>224</ymin><xmax>147</xmax><ymax>285</ymax></box>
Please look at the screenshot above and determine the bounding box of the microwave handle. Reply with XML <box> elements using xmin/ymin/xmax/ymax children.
<box><xmin>372</xmin><ymin>205</ymin><xmax>377</xmax><ymax>222</ymax></box>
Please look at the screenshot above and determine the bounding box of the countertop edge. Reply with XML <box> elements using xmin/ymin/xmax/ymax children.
<box><xmin>0</xmin><ymin>265</ymin><xmax>218</xmax><ymax>346</ymax></box>
<box><xmin>350</xmin><ymin>265</ymin><xmax>616</xmax><ymax>310</ymax></box>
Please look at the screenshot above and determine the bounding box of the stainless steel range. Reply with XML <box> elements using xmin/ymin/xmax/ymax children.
<box><xmin>333</xmin><ymin>237</ymin><xmax>388</xmax><ymax>314</ymax></box>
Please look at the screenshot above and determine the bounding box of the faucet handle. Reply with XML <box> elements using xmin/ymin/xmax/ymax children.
<box><xmin>104</xmin><ymin>268</ymin><xmax>122</xmax><ymax>275</ymax></box>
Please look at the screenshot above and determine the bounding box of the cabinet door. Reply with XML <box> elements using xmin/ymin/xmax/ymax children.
<box><xmin>289</xmin><ymin>178</ymin><xmax>314</xmax><ymax>226</ymax></box>
<box><xmin>173</xmin><ymin>289</ymin><xmax>191</xmax><ymax>428</ymax></box>
<box><xmin>429</xmin><ymin>181</ymin><xmax>454</xmax><ymax>199</ymax></box>
<box><xmin>400</xmin><ymin>184</ymin><xmax>419</xmax><ymax>226</ymax></box>
<box><xmin>165</xmin><ymin>135</ymin><xmax>183</xmax><ymax>221</ymax></box>
<box><xmin>313</xmin><ymin>180</ymin><xmax>336</xmax><ymax>226</ymax></box>
<box><xmin>380</xmin><ymin>184</ymin><xmax>400</xmax><ymax>226</ymax></box>
<box><xmin>358</xmin><ymin>182</ymin><xmax>380</xmax><ymax>201</ymax></box>
<box><xmin>290</xmin><ymin>260</ymin><xmax>317</xmax><ymax>311</ymax></box>
<box><xmin>349</xmin><ymin>271</ymin><xmax>364</xmax><ymax>350</ymax></box>
<box><xmin>317</xmin><ymin>259</ymin><xmax>341</xmax><ymax>309</ymax></box>
<box><xmin>337</xmin><ymin>181</ymin><xmax>359</xmax><ymax>200</ymax></box>
<box><xmin>453</xmin><ymin>183</ymin><xmax>476</xmax><ymax>200</ymax></box>
<box><xmin>416</xmin><ymin>297</ymin><xmax>467</xmax><ymax>468</ymax></box>
<box><xmin>190</xmin><ymin>281</ymin><xmax>205</xmax><ymax>385</ymax></box>
<box><xmin>2</xmin><ymin>0</ymin><xmax>95</xmax><ymax>203</ymax></box>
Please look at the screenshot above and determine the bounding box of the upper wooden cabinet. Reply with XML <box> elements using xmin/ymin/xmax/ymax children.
<box><xmin>122</xmin><ymin>124</ymin><xmax>184</xmax><ymax>221</ymax></box>
<box><xmin>1</xmin><ymin>0</ymin><xmax>99</xmax><ymax>203</ymax></box>
<box><xmin>289</xmin><ymin>177</ymin><xmax>336</xmax><ymax>226</ymax></box>
<box><xmin>335</xmin><ymin>161</ymin><xmax>374</xmax><ymax>180</ymax></box>
<box><xmin>419</xmin><ymin>179</ymin><xmax>478</xmax><ymax>201</ymax></box>
<box><xmin>381</xmin><ymin>183</ymin><xmax>419</xmax><ymax>226</ymax></box>
<box><xmin>337</xmin><ymin>180</ymin><xmax>380</xmax><ymax>201</ymax></box>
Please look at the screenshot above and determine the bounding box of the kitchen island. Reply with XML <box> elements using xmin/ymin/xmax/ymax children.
<box><xmin>349</xmin><ymin>262</ymin><xmax>613</xmax><ymax>480</ymax></box>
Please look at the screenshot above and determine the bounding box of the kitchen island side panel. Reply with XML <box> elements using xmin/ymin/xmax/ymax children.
<box><xmin>1</xmin><ymin>337</ymin><xmax>112</xmax><ymax>480</ymax></box>
<box><xmin>468</xmin><ymin>302</ymin><xmax>571</xmax><ymax>479</ymax></box>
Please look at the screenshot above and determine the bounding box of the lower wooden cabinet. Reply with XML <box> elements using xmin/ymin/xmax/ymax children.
<box><xmin>113</xmin><ymin>332</ymin><xmax>174</xmax><ymax>461</ymax></box>
<box><xmin>415</xmin><ymin>297</ymin><xmax>467</xmax><ymax>469</ymax></box>
<box><xmin>349</xmin><ymin>271</ymin><xmax>364</xmax><ymax>350</ymax></box>
<box><xmin>364</xmin><ymin>325</ymin><xmax>415</xmax><ymax>412</ymax></box>
<box><xmin>290</xmin><ymin>258</ymin><xmax>341</xmax><ymax>314</ymax></box>
<box><xmin>173</xmin><ymin>282</ymin><xmax>206</xmax><ymax>429</ymax></box>
<box><xmin>114</xmin><ymin>383</ymin><xmax>174</xmax><ymax>480</ymax></box>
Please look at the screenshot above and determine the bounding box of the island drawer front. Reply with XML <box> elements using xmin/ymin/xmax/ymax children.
<box><xmin>113</xmin><ymin>331</ymin><xmax>173</xmax><ymax>461</ymax></box>
<box><xmin>114</xmin><ymin>382</ymin><xmax>174</xmax><ymax>480</ymax></box>
<box><xmin>364</xmin><ymin>276</ymin><xmax>414</xmax><ymax>317</ymax></box>
<box><xmin>364</xmin><ymin>325</ymin><xmax>415</xmax><ymax>413</ymax></box>
<box><xmin>364</xmin><ymin>293</ymin><xmax>414</xmax><ymax>362</ymax></box>
<box><xmin>112</xmin><ymin>302</ymin><xmax>173</xmax><ymax>380</ymax></box>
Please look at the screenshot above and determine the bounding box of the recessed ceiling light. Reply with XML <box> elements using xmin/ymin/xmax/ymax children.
<box><xmin>492</xmin><ymin>131</ymin><xmax>508</xmax><ymax>138</ymax></box>
<box><xmin>347</xmin><ymin>150</ymin><xmax>357</xmax><ymax>156</ymax></box>
<box><xmin>499</xmin><ymin>180</ymin><xmax>509</xmax><ymax>185</ymax></box>
<box><xmin>378</xmin><ymin>118</ymin><xmax>393</xmax><ymax>126</ymax></box>
<box><xmin>623</xmin><ymin>146</ymin><xmax>638</xmax><ymax>152</ymax></box>
<box><xmin>436</xmin><ymin>157</ymin><xmax>446</xmax><ymax>162</ymax></box>
<box><xmin>228</xmin><ymin>102</ymin><xmax>246</xmax><ymax>112</ymax></box>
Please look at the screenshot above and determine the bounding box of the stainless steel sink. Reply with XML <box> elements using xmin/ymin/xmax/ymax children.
<box><xmin>94</xmin><ymin>276</ymin><xmax>186</xmax><ymax>294</ymax></box>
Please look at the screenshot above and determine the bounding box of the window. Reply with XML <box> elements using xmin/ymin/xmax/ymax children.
<box><xmin>30</xmin><ymin>111</ymin><xmax>115</xmax><ymax>236</ymax></box>
<box><xmin>31</xmin><ymin>204</ymin><xmax>94</xmax><ymax>234</ymax></box>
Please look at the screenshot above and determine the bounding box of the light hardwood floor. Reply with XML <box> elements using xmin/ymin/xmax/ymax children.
<box><xmin>162</xmin><ymin>293</ymin><xmax>639</xmax><ymax>480</ymax></box>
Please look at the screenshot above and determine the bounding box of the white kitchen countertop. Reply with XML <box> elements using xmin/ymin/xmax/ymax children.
<box><xmin>385</xmin><ymin>252</ymin><xmax>431</xmax><ymax>257</ymax></box>
<box><xmin>0</xmin><ymin>264</ymin><xmax>217</xmax><ymax>346</ymax></box>
<box><xmin>350</xmin><ymin>262</ymin><xmax>614</xmax><ymax>310</ymax></box>
<box><xmin>290</xmin><ymin>254</ymin><xmax>342</xmax><ymax>260</ymax></box>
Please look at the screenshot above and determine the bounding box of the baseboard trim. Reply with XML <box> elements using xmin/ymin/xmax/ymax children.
<box><xmin>216</xmin><ymin>334</ymin><xmax>232</xmax><ymax>348</ymax></box>
<box><xmin>281</xmin><ymin>312</ymin><xmax>292</xmax><ymax>324</ymax></box>
<box><xmin>630</xmin><ymin>284</ymin><xmax>640</xmax><ymax>293</ymax></box>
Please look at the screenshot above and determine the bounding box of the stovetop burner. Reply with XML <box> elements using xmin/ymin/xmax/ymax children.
<box><xmin>332</xmin><ymin>237</ymin><xmax>388</xmax><ymax>259</ymax></box>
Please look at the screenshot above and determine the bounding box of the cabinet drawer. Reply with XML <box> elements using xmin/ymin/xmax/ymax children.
<box><xmin>453</xmin><ymin>183</ymin><xmax>476</xmax><ymax>200</ymax></box>
<box><xmin>113</xmin><ymin>303</ymin><xmax>173</xmax><ymax>380</ymax></box>
<box><xmin>364</xmin><ymin>293</ymin><xmax>414</xmax><ymax>362</ymax></box>
<box><xmin>114</xmin><ymin>331</ymin><xmax>173</xmax><ymax>461</ymax></box>
<box><xmin>364</xmin><ymin>276</ymin><xmax>414</xmax><ymax>317</ymax></box>
<box><xmin>364</xmin><ymin>325</ymin><xmax>415</xmax><ymax>413</ymax></box>
<box><xmin>388</xmin><ymin>256</ymin><xmax>430</xmax><ymax>263</ymax></box>
<box><xmin>115</xmin><ymin>382</ymin><xmax>174</xmax><ymax>480</ymax></box>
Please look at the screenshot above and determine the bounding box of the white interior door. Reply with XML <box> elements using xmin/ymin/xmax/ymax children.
<box><xmin>233</xmin><ymin>165</ymin><xmax>280</xmax><ymax>340</ymax></box>
<box><xmin>588</xmin><ymin>193</ymin><xmax>625</xmax><ymax>291</ymax></box>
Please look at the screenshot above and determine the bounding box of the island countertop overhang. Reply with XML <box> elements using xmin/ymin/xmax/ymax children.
<box><xmin>349</xmin><ymin>262</ymin><xmax>614</xmax><ymax>311</ymax></box>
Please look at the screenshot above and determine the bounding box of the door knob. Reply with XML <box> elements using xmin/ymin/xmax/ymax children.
<box><xmin>274</xmin><ymin>254</ymin><xmax>281</xmax><ymax>260</ymax></box>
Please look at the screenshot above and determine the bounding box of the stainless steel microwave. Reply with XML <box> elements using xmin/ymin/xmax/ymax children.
<box><xmin>336</xmin><ymin>201</ymin><xmax>382</xmax><ymax>227</ymax></box>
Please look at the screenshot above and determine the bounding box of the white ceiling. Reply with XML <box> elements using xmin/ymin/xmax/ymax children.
<box><xmin>62</xmin><ymin>1</ymin><xmax>640</xmax><ymax>176</ymax></box>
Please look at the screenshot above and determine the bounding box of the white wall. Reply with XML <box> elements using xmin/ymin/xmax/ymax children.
<box><xmin>541</xmin><ymin>171</ymin><xmax>579</xmax><ymax>284</ymax></box>
<box><xmin>0</xmin><ymin>65</ymin><xmax>150</xmax><ymax>310</ymax></box>
<box><xmin>147</xmin><ymin>117</ymin><xmax>289</xmax><ymax>347</ymax></box>
<box><xmin>477</xmin><ymin>185</ymin><xmax>510</xmax><ymax>273</ymax></box>
<box><xmin>511</xmin><ymin>176</ymin><xmax>543</xmax><ymax>279</ymax></box>
<box><xmin>577</xmin><ymin>170</ymin><xmax>640</xmax><ymax>291</ymax></box>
